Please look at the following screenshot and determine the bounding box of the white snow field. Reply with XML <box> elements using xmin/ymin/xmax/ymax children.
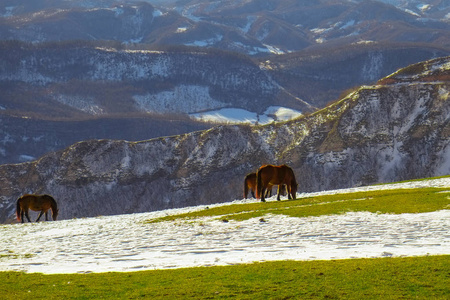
<box><xmin>190</xmin><ymin>106</ymin><xmax>302</xmax><ymax>124</ymax></box>
<box><xmin>0</xmin><ymin>178</ymin><xmax>448</xmax><ymax>274</ymax></box>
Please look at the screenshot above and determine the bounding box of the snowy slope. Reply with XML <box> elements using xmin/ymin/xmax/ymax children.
<box><xmin>0</xmin><ymin>178</ymin><xmax>448</xmax><ymax>274</ymax></box>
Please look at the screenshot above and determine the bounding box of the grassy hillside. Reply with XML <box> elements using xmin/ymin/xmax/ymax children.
<box><xmin>146</xmin><ymin>186</ymin><xmax>450</xmax><ymax>223</ymax></box>
<box><xmin>1</xmin><ymin>179</ymin><xmax>449</xmax><ymax>299</ymax></box>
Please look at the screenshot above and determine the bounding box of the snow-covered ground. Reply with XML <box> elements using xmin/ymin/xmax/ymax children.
<box><xmin>190</xmin><ymin>106</ymin><xmax>302</xmax><ymax>124</ymax></box>
<box><xmin>0</xmin><ymin>178</ymin><xmax>448</xmax><ymax>274</ymax></box>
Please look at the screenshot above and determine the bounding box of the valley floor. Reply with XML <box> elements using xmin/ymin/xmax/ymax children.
<box><xmin>0</xmin><ymin>178</ymin><xmax>449</xmax><ymax>274</ymax></box>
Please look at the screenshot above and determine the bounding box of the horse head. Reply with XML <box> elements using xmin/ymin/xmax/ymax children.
<box><xmin>52</xmin><ymin>208</ymin><xmax>59</xmax><ymax>221</ymax></box>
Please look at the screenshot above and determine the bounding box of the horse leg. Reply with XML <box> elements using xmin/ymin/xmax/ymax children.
<box><xmin>45</xmin><ymin>211</ymin><xmax>49</xmax><ymax>221</ymax></box>
<box><xmin>287</xmin><ymin>185</ymin><xmax>292</xmax><ymax>200</ymax></box>
<box><xmin>261</xmin><ymin>186</ymin><xmax>266</xmax><ymax>202</ymax></box>
<box><xmin>36</xmin><ymin>211</ymin><xmax>44</xmax><ymax>222</ymax></box>
<box><xmin>24</xmin><ymin>210</ymin><xmax>31</xmax><ymax>223</ymax></box>
<box><xmin>251</xmin><ymin>190</ymin><xmax>255</xmax><ymax>198</ymax></box>
<box><xmin>277</xmin><ymin>185</ymin><xmax>282</xmax><ymax>201</ymax></box>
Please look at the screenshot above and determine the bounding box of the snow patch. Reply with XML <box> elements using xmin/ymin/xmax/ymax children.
<box><xmin>190</xmin><ymin>106</ymin><xmax>301</xmax><ymax>124</ymax></box>
<box><xmin>354</xmin><ymin>40</ymin><xmax>375</xmax><ymax>45</ymax></box>
<box><xmin>153</xmin><ymin>9</ymin><xmax>164</xmax><ymax>18</ymax></box>
<box><xmin>263</xmin><ymin>44</ymin><xmax>287</xmax><ymax>55</ymax></box>
<box><xmin>185</xmin><ymin>35</ymin><xmax>223</xmax><ymax>47</ymax></box>
<box><xmin>417</xmin><ymin>4</ymin><xmax>430</xmax><ymax>12</ymax></box>
<box><xmin>176</xmin><ymin>27</ymin><xmax>188</xmax><ymax>33</ymax></box>
<box><xmin>264</xmin><ymin>106</ymin><xmax>302</xmax><ymax>121</ymax></box>
<box><xmin>18</xmin><ymin>155</ymin><xmax>35</xmax><ymax>162</ymax></box>
<box><xmin>191</xmin><ymin>108</ymin><xmax>260</xmax><ymax>124</ymax></box>
<box><xmin>241</xmin><ymin>16</ymin><xmax>257</xmax><ymax>33</ymax></box>
<box><xmin>2</xmin><ymin>6</ymin><xmax>15</xmax><ymax>17</ymax></box>
<box><xmin>316</xmin><ymin>38</ymin><xmax>326</xmax><ymax>44</ymax></box>
<box><xmin>340</xmin><ymin>20</ymin><xmax>355</xmax><ymax>29</ymax></box>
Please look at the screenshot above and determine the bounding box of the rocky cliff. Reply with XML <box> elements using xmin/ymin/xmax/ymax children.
<box><xmin>0</xmin><ymin>56</ymin><xmax>448</xmax><ymax>223</ymax></box>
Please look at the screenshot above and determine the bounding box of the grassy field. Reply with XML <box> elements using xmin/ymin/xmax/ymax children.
<box><xmin>146</xmin><ymin>187</ymin><xmax>450</xmax><ymax>223</ymax></box>
<box><xmin>1</xmin><ymin>256</ymin><xmax>449</xmax><ymax>299</ymax></box>
<box><xmin>1</xmin><ymin>182</ymin><xmax>449</xmax><ymax>299</ymax></box>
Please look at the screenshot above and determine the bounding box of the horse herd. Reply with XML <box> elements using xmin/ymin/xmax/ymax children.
<box><xmin>244</xmin><ymin>164</ymin><xmax>298</xmax><ymax>202</ymax></box>
<box><xmin>14</xmin><ymin>164</ymin><xmax>297</xmax><ymax>223</ymax></box>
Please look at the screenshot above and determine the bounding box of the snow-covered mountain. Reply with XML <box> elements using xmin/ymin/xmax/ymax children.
<box><xmin>1</xmin><ymin>41</ymin><xmax>446</xmax><ymax>119</ymax></box>
<box><xmin>2</xmin><ymin>41</ymin><xmax>446</xmax><ymax>165</ymax></box>
<box><xmin>0</xmin><ymin>56</ymin><xmax>448</xmax><ymax>223</ymax></box>
<box><xmin>0</xmin><ymin>42</ymin><xmax>286</xmax><ymax>115</ymax></box>
<box><xmin>1</xmin><ymin>1</ymin><xmax>448</xmax><ymax>167</ymax></box>
<box><xmin>1</xmin><ymin>1</ymin><xmax>448</xmax><ymax>55</ymax></box>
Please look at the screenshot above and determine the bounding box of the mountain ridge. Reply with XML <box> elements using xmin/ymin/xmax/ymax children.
<box><xmin>1</xmin><ymin>1</ymin><xmax>448</xmax><ymax>55</ymax></box>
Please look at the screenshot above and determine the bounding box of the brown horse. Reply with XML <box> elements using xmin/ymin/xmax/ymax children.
<box><xmin>256</xmin><ymin>164</ymin><xmax>298</xmax><ymax>202</ymax></box>
<box><xmin>16</xmin><ymin>194</ymin><xmax>59</xmax><ymax>223</ymax></box>
<box><xmin>244</xmin><ymin>172</ymin><xmax>278</xmax><ymax>199</ymax></box>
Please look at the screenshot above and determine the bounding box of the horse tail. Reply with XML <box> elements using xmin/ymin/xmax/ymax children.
<box><xmin>244</xmin><ymin>178</ymin><xmax>249</xmax><ymax>199</ymax></box>
<box><xmin>16</xmin><ymin>198</ymin><xmax>22</xmax><ymax>222</ymax></box>
<box><xmin>255</xmin><ymin>170</ymin><xmax>263</xmax><ymax>199</ymax></box>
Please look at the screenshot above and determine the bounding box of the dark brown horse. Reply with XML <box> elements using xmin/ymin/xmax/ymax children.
<box><xmin>16</xmin><ymin>194</ymin><xmax>59</xmax><ymax>223</ymax></box>
<box><xmin>256</xmin><ymin>164</ymin><xmax>298</xmax><ymax>202</ymax></box>
<box><xmin>244</xmin><ymin>172</ymin><xmax>278</xmax><ymax>199</ymax></box>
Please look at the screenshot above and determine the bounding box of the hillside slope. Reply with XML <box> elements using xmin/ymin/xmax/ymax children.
<box><xmin>0</xmin><ymin>56</ymin><xmax>448</xmax><ymax>223</ymax></box>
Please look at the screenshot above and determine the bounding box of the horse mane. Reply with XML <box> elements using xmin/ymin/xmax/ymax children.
<box><xmin>43</xmin><ymin>194</ymin><xmax>57</xmax><ymax>205</ymax></box>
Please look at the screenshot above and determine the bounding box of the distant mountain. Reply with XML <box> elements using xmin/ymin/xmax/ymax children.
<box><xmin>0</xmin><ymin>41</ymin><xmax>287</xmax><ymax>117</ymax></box>
<box><xmin>0</xmin><ymin>56</ymin><xmax>448</xmax><ymax>223</ymax></box>
<box><xmin>1</xmin><ymin>40</ymin><xmax>447</xmax><ymax>165</ymax></box>
<box><xmin>1</xmin><ymin>1</ymin><xmax>448</xmax><ymax>56</ymax></box>
<box><xmin>1</xmin><ymin>0</ymin><xmax>448</xmax><ymax>168</ymax></box>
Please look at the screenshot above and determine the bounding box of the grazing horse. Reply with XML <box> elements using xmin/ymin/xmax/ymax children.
<box><xmin>256</xmin><ymin>164</ymin><xmax>298</xmax><ymax>202</ymax></box>
<box><xmin>244</xmin><ymin>172</ymin><xmax>278</xmax><ymax>199</ymax></box>
<box><xmin>16</xmin><ymin>194</ymin><xmax>59</xmax><ymax>223</ymax></box>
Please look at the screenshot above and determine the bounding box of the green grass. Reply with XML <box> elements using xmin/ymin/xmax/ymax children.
<box><xmin>1</xmin><ymin>256</ymin><xmax>449</xmax><ymax>299</ymax></box>
<box><xmin>146</xmin><ymin>187</ymin><xmax>450</xmax><ymax>223</ymax></box>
